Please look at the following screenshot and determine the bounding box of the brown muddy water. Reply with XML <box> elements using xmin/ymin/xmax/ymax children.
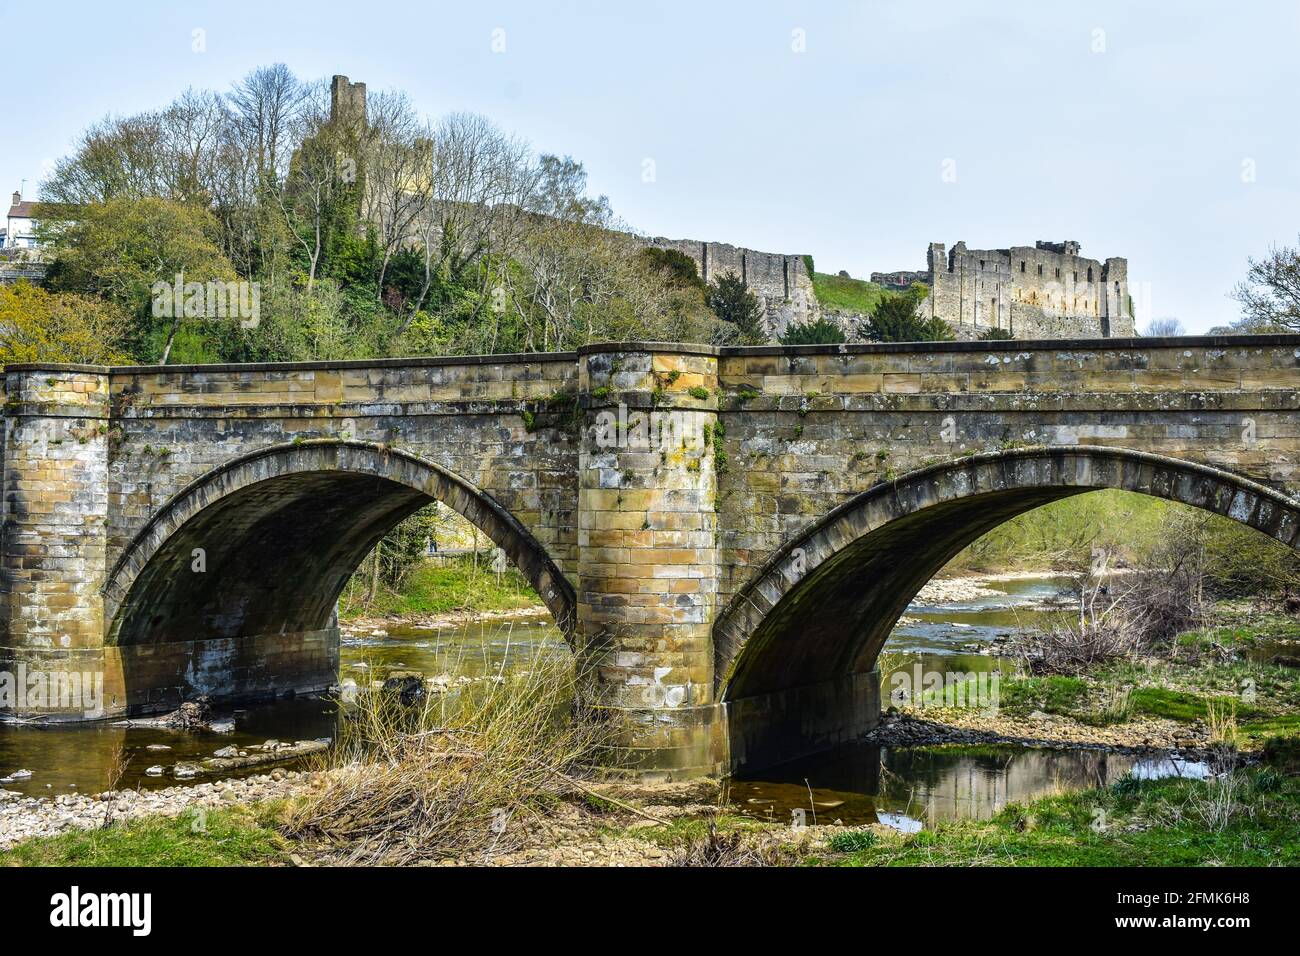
<box><xmin>0</xmin><ymin>577</ymin><xmax>1208</xmax><ymax>826</ymax></box>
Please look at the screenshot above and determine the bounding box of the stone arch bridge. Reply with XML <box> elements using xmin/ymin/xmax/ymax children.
<box><xmin>3</xmin><ymin>335</ymin><xmax>1299</xmax><ymax>777</ymax></box>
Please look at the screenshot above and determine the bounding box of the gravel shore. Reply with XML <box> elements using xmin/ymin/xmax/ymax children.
<box><xmin>0</xmin><ymin>770</ymin><xmax>320</xmax><ymax>850</ymax></box>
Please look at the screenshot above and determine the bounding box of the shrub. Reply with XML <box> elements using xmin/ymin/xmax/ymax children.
<box><xmin>641</xmin><ymin>247</ymin><xmax>706</xmax><ymax>293</ymax></box>
<box><xmin>780</xmin><ymin>317</ymin><xmax>846</xmax><ymax>345</ymax></box>
<box><xmin>282</xmin><ymin>649</ymin><xmax>610</xmax><ymax>864</ymax></box>
<box><xmin>858</xmin><ymin>286</ymin><xmax>953</xmax><ymax>343</ymax></box>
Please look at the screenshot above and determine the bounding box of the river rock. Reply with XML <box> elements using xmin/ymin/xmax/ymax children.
<box><xmin>202</xmin><ymin>738</ymin><xmax>330</xmax><ymax>772</ymax></box>
<box><xmin>212</xmin><ymin>746</ymin><xmax>240</xmax><ymax>759</ymax></box>
<box><xmin>382</xmin><ymin>674</ymin><xmax>425</xmax><ymax>705</ymax></box>
<box><xmin>1</xmin><ymin>769</ymin><xmax>33</xmax><ymax>782</ymax></box>
<box><xmin>145</xmin><ymin>766</ymin><xmax>164</xmax><ymax>777</ymax></box>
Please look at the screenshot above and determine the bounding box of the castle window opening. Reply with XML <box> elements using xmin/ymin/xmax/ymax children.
<box><xmin>1020</xmin><ymin>261</ymin><xmax>1025</xmax><ymax>272</ymax></box>
<box><xmin>1055</xmin><ymin>268</ymin><xmax>1061</xmax><ymax>279</ymax></box>
<box><xmin>1037</xmin><ymin>264</ymin><xmax>1043</xmax><ymax>276</ymax></box>
<box><xmin>1088</xmin><ymin>267</ymin><xmax>1094</xmax><ymax>281</ymax></box>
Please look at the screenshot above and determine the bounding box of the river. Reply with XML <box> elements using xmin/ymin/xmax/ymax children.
<box><xmin>0</xmin><ymin>576</ymin><xmax>1207</xmax><ymax>825</ymax></box>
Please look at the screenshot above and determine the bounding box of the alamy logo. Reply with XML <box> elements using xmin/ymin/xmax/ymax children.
<box><xmin>49</xmin><ymin>886</ymin><xmax>151</xmax><ymax>936</ymax></box>
<box><xmin>0</xmin><ymin>665</ymin><xmax>103</xmax><ymax>718</ymax></box>
<box><xmin>151</xmin><ymin>272</ymin><xmax>260</xmax><ymax>328</ymax></box>
<box><xmin>593</xmin><ymin>403</ymin><xmax>703</xmax><ymax>451</ymax></box>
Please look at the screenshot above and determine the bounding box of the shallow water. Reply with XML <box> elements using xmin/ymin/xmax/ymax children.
<box><xmin>727</xmin><ymin>574</ymin><xmax>1210</xmax><ymax>827</ymax></box>
<box><xmin>0</xmin><ymin>576</ymin><xmax>1201</xmax><ymax>821</ymax></box>
<box><xmin>0</xmin><ymin>618</ymin><xmax>563</xmax><ymax>797</ymax></box>
<box><xmin>725</xmin><ymin>743</ymin><xmax>1209</xmax><ymax>829</ymax></box>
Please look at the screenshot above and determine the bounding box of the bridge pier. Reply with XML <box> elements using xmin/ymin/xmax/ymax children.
<box><xmin>1</xmin><ymin>368</ymin><xmax>115</xmax><ymax>718</ymax></box>
<box><xmin>575</xmin><ymin>347</ymin><xmax>728</xmax><ymax>777</ymax></box>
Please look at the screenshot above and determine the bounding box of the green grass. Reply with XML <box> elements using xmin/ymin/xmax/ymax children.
<box><xmin>1</xmin><ymin>805</ymin><xmax>287</xmax><ymax>867</ymax></box>
<box><xmin>817</xmin><ymin>772</ymin><xmax>1300</xmax><ymax>867</ymax></box>
<box><xmin>997</xmin><ymin>675</ymin><xmax>1090</xmax><ymax>715</ymax></box>
<box><xmin>339</xmin><ymin>554</ymin><xmax>542</xmax><ymax>621</ymax></box>
<box><xmin>1128</xmin><ymin>687</ymin><xmax>1261</xmax><ymax>722</ymax></box>
<box><xmin>809</xmin><ymin>273</ymin><xmax>887</xmax><ymax>315</ymax></box>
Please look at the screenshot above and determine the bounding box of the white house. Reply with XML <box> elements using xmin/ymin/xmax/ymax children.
<box><xmin>4</xmin><ymin>191</ymin><xmax>40</xmax><ymax>249</ymax></box>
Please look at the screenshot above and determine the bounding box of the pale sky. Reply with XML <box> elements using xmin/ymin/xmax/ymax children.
<box><xmin>4</xmin><ymin>0</ymin><xmax>1298</xmax><ymax>332</ymax></box>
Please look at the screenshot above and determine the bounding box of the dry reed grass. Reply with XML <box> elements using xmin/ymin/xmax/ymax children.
<box><xmin>281</xmin><ymin>648</ymin><xmax>615</xmax><ymax>864</ymax></box>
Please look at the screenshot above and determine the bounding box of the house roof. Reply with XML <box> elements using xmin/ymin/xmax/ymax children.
<box><xmin>7</xmin><ymin>200</ymin><xmax>38</xmax><ymax>219</ymax></box>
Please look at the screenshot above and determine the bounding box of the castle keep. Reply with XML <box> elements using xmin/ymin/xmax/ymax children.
<box><xmin>873</xmin><ymin>240</ymin><xmax>1134</xmax><ymax>338</ymax></box>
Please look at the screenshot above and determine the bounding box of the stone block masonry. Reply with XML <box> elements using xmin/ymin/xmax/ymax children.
<box><xmin>2</xmin><ymin>334</ymin><xmax>1298</xmax><ymax>777</ymax></box>
<box><xmin>642</xmin><ymin>236</ymin><xmax>817</xmax><ymax>339</ymax></box>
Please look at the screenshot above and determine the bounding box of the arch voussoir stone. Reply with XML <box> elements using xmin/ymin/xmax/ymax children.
<box><xmin>715</xmin><ymin>446</ymin><xmax>1300</xmax><ymax>706</ymax></box>
<box><xmin>103</xmin><ymin>440</ymin><xmax>576</xmax><ymax>642</ymax></box>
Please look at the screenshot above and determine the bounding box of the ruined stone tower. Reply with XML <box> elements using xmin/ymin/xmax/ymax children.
<box><xmin>874</xmin><ymin>240</ymin><xmax>1134</xmax><ymax>338</ymax></box>
<box><xmin>329</xmin><ymin>75</ymin><xmax>367</xmax><ymax>130</ymax></box>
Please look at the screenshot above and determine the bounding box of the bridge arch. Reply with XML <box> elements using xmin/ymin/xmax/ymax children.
<box><xmin>714</xmin><ymin>446</ymin><xmax>1300</xmax><ymax>713</ymax></box>
<box><xmin>103</xmin><ymin>440</ymin><xmax>576</xmax><ymax>650</ymax></box>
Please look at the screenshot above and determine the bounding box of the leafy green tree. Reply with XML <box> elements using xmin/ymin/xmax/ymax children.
<box><xmin>707</xmin><ymin>271</ymin><xmax>767</xmax><ymax>344</ymax></box>
<box><xmin>858</xmin><ymin>286</ymin><xmax>952</xmax><ymax>343</ymax></box>
<box><xmin>979</xmin><ymin>326</ymin><xmax>1014</xmax><ymax>340</ymax></box>
<box><xmin>42</xmin><ymin>196</ymin><xmax>239</xmax><ymax>362</ymax></box>
<box><xmin>780</xmin><ymin>317</ymin><xmax>846</xmax><ymax>345</ymax></box>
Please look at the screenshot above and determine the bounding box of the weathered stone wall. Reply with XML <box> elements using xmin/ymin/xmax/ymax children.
<box><xmin>3</xmin><ymin>334</ymin><xmax>1297</xmax><ymax>776</ymax></box>
<box><xmin>713</xmin><ymin>337</ymin><xmax>1299</xmax><ymax>603</ymax></box>
<box><xmin>101</xmin><ymin>355</ymin><xmax>581</xmax><ymax>580</ymax></box>
<box><xmin>879</xmin><ymin>240</ymin><xmax>1135</xmax><ymax>338</ymax></box>
<box><xmin>643</xmin><ymin>236</ymin><xmax>817</xmax><ymax>338</ymax></box>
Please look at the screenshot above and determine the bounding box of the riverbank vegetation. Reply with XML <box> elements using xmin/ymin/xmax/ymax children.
<box><xmin>338</xmin><ymin>552</ymin><xmax>540</xmax><ymax>621</ymax></box>
<box><xmin>279</xmin><ymin>648</ymin><xmax>609</xmax><ymax>864</ymax></box>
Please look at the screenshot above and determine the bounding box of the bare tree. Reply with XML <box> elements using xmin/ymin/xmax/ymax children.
<box><xmin>403</xmin><ymin>113</ymin><xmax>538</xmax><ymax>331</ymax></box>
<box><xmin>1232</xmin><ymin>238</ymin><xmax>1300</xmax><ymax>332</ymax></box>
<box><xmin>228</xmin><ymin>64</ymin><xmax>307</xmax><ymax>191</ymax></box>
<box><xmin>42</xmin><ymin>112</ymin><xmax>171</xmax><ymax>203</ymax></box>
<box><xmin>1142</xmin><ymin>317</ymin><xmax>1185</xmax><ymax>337</ymax></box>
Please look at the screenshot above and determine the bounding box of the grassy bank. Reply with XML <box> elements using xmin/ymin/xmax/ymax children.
<box><xmin>810</xmin><ymin>272</ymin><xmax>887</xmax><ymax>315</ymax></box>
<box><xmin>338</xmin><ymin>554</ymin><xmax>542</xmax><ymax>621</ymax></box>
<box><xmin>968</xmin><ymin>606</ymin><xmax>1300</xmax><ymax>742</ymax></box>
<box><xmin>1</xmin><ymin>805</ymin><xmax>289</xmax><ymax>867</ymax></box>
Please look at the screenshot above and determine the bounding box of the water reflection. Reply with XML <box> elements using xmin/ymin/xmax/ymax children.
<box><xmin>727</xmin><ymin>742</ymin><xmax>1210</xmax><ymax>829</ymax></box>
<box><xmin>0</xmin><ymin>618</ymin><xmax>566</xmax><ymax>797</ymax></box>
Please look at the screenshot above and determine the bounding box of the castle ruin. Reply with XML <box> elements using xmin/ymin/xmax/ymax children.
<box><xmin>642</xmin><ymin>237</ymin><xmax>817</xmax><ymax>337</ymax></box>
<box><xmin>873</xmin><ymin>240</ymin><xmax>1134</xmax><ymax>338</ymax></box>
<box><xmin>325</xmin><ymin>75</ymin><xmax>1134</xmax><ymax>342</ymax></box>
